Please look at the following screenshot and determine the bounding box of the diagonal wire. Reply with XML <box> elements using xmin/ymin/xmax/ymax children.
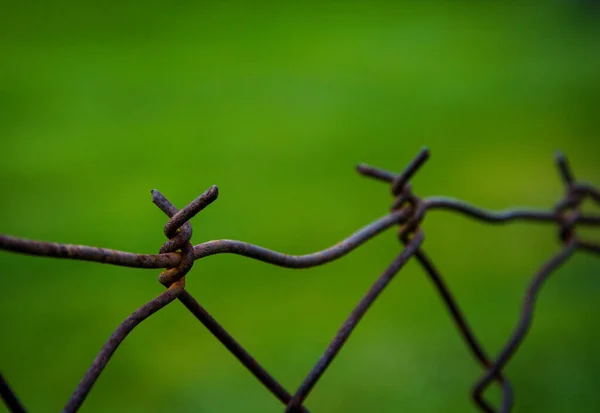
<box><xmin>152</xmin><ymin>191</ymin><xmax>310</xmax><ymax>412</ymax></box>
<box><xmin>412</xmin><ymin>248</ymin><xmax>513</xmax><ymax>413</ymax></box>
<box><xmin>0</xmin><ymin>149</ymin><xmax>597</xmax><ymax>413</ymax></box>
<box><xmin>472</xmin><ymin>240</ymin><xmax>579</xmax><ymax>413</ymax></box>
<box><xmin>285</xmin><ymin>230</ymin><xmax>424</xmax><ymax>411</ymax></box>
<box><xmin>63</xmin><ymin>279</ymin><xmax>185</xmax><ymax>413</ymax></box>
<box><xmin>177</xmin><ymin>290</ymin><xmax>309</xmax><ymax>413</ymax></box>
<box><xmin>0</xmin><ymin>373</ymin><xmax>26</xmax><ymax>413</ymax></box>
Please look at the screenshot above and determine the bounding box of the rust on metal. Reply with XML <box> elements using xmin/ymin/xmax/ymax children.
<box><xmin>0</xmin><ymin>148</ymin><xmax>598</xmax><ymax>413</ymax></box>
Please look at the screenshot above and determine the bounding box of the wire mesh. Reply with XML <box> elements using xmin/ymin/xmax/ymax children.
<box><xmin>0</xmin><ymin>148</ymin><xmax>598</xmax><ymax>413</ymax></box>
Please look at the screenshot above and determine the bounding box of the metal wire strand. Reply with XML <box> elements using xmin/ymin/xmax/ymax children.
<box><xmin>285</xmin><ymin>230</ymin><xmax>425</xmax><ymax>411</ymax></box>
<box><xmin>177</xmin><ymin>291</ymin><xmax>310</xmax><ymax>413</ymax></box>
<box><xmin>574</xmin><ymin>183</ymin><xmax>600</xmax><ymax>205</ymax></box>
<box><xmin>63</xmin><ymin>279</ymin><xmax>185</xmax><ymax>413</ymax></box>
<box><xmin>3</xmin><ymin>204</ymin><xmax>596</xmax><ymax>269</ymax></box>
<box><xmin>191</xmin><ymin>209</ymin><xmax>406</xmax><ymax>267</ymax></box>
<box><xmin>0</xmin><ymin>235</ymin><xmax>181</xmax><ymax>268</ymax></box>
<box><xmin>0</xmin><ymin>373</ymin><xmax>26</xmax><ymax>413</ymax></box>
<box><xmin>424</xmin><ymin>197</ymin><xmax>600</xmax><ymax>225</ymax></box>
<box><xmin>152</xmin><ymin>192</ymin><xmax>309</xmax><ymax>412</ymax></box>
<box><xmin>555</xmin><ymin>151</ymin><xmax>575</xmax><ymax>187</ymax></box>
<box><xmin>161</xmin><ymin>185</ymin><xmax>219</xmax><ymax>238</ymax></box>
<box><xmin>391</xmin><ymin>147</ymin><xmax>430</xmax><ymax>195</ymax></box>
<box><xmin>472</xmin><ymin>240</ymin><xmax>579</xmax><ymax>413</ymax></box>
<box><xmin>0</xmin><ymin>210</ymin><xmax>407</xmax><ymax>270</ymax></box>
<box><xmin>0</xmin><ymin>149</ymin><xmax>598</xmax><ymax>413</ymax></box>
<box><xmin>578</xmin><ymin>239</ymin><xmax>600</xmax><ymax>254</ymax></box>
<box><xmin>412</xmin><ymin>248</ymin><xmax>513</xmax><ymax>413</ymax></box>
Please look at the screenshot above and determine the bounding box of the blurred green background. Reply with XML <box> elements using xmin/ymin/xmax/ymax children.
<box><xmin>1</xmin><ymin>2</ymin><xmax>599</xmax><ymax>412</ymax></box>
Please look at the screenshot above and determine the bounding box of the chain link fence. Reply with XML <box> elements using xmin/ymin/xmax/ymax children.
<box><xmin>1</xmin><ymin>148</ymin><xmax>598</xmax><ymax>413</ymax></box>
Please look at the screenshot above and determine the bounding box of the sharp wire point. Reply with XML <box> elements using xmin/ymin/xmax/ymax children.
<box><xmin>0</xmin><ymin>147</ymin><xmax>598</xmax><ymax>413</ymax></box>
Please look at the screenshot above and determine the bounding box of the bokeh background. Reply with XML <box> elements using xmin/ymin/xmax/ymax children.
<box><xmin>1</xmin><ymin>2</ymin><xmax>599</xmax><ymax>412</ymax></box>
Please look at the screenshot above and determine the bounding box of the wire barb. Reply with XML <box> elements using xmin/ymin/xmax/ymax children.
<box><xmin>0</xmin><ymin>149</ymin><xmax>598</xmax><ymax>413</ymax></box>
<box><xmin>356</xmin><ymin>163</ymin><xmax>397</xmax><ymax>183</ymax></box>
<box><xmin>555</xmin><ymin>151</ymin><xmax>575</xmax><ymax>187</ymax></box>
<box><xmin>155</xmin><ymin>185</ymin><xmax>219</xmax><ymax>238</ymax></box>
<box><xmin>151</xmin><ymin>190</ymin><xmax>309</xmax><ymax>412</ymax></box>
<box><xmin>391</xmin><ymin>147</ymin><xmax>430</xmax><ymax>195</ymax></box>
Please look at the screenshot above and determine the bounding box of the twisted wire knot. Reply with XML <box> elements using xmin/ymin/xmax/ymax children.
<box><xmin>554</xmin><ymin>192</ymin><xmax>583</xmax><ymax>244</ymax></box>
<box><xmin>391</xmin><ymin>184</ymin><xmax>425</xmax><ymax>243</ymax></box>
<box><xmin>152</xmin><ymin>186</ymin><xmax>219</xmax><ymax>287</ymax></box>
<box><xmin>354</xmin><ymin>147</ymin><xmax>430</xmax><ymax>243</ymax></box>
<box><xmin>388</xmin><ymin>147</ymin><xmax>430</xmax><ymax>243</ymax></box>
<box><xmin>553</xmin><ymin>152</ymin><xmax>600</xmax><ymax>246</ymax></box>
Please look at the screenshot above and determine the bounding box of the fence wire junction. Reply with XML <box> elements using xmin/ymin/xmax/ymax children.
<box><xmin>0</xmin><ymin>148</ymin><xmax>599</xmax><ymax>413</ymax></box>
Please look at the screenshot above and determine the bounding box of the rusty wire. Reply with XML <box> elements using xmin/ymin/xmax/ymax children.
<box><xmin>0</xmin><ymin>148</ymin><xmax>598</xmax><ymax>413</ymax></box>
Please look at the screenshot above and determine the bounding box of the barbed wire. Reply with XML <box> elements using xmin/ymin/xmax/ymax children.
<box><xmin>0</xmin><ymin>148</ymin><xmax>598</xmax><ymax>413</ymax></box>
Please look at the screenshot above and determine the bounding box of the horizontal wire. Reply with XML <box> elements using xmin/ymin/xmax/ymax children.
<box><xmin>424</xmin><ymin>197</ymin><xmax>600</xmax><ymax>225</ymax></box>
<box><xmin>2</xmin><ymin>205</ymin><xmax>598</xmax><ymax>270</ymax></box>
<box><xmin>0</xmin><ymin>149</ymin><xmax>598</xmax><ymax>413</ymax></box>
<box><xmin>0</xmin><ymin>209</ymin><xmax>406</xmax><ymax>270</ymax></box>
<box><xmin>191</xmin><ymin>209</ymin><xmax>406</xmax><ymax>267</ymax></box>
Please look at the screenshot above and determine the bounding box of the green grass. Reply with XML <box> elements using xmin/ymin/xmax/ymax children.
<box><xmin>0</xmin><ymin>2</ymin><xmax>599</xmax><ymax>412</ymax></box>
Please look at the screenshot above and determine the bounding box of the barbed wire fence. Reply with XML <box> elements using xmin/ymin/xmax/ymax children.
<box><xmin>0</xmin><ymin>148</ymin><xmax>598</xmax><ymax>413</ymax></box>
